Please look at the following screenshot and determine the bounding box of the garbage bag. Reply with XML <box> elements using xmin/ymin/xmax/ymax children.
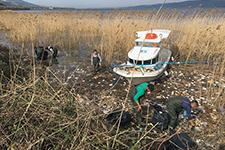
<box><xmin>164</xmin><ymin>132</ymin><xmax>198</xmax><ymax>150</ymax></box>
<box><xmin>150</xmin><ymin>132</ymin><xmax>198</xmax><ymax>150</ymax></box>
<box><xmin>106</xmin><ymin>110</ymin><xmax>132</xmax><ymax>127</ymax></box>
<box><xmin>151</xmin><ymin>108</ymin><xmax>170</xmax><ymax>131</ymax></box>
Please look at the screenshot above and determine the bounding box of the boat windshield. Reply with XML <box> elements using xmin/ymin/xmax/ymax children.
<box><xmin>143</xmin><ymin>56</ymin><xmax>159</xmax><ymax>65</ymax></box>
<box><xmin>129</xmin><ymin>55</ymin><xmax>159</xmax><ymax>65</ymax></box>
<box><xmin>129</xmin><ymin>58</ymin><xmax>142</xmax><ymax>65</ymax></box>
<box><xmin>136</xmin><ymin>42</ymin><xmax>160</xmax><ymax>47</ymax></box>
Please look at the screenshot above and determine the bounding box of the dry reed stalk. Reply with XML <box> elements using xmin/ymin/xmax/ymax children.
<box><xmin>0</xmin><ymin>10</ymin><xmax>224</xmax><ymax>149</ymax></box>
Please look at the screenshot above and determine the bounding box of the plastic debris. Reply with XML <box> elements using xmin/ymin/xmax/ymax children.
<box><xmin>219</xmin><ymin>106</ymin><xmax>225</xmax><ymax>115</ymax></box>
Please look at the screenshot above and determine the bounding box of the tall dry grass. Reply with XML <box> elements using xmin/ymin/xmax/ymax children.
<box><xmin>0</xmin><ymin>10</ymin><xmax>224</xmax><ymax>149</ymax></box>
<box><xmin>0</xmin><ymin>10</ymin><xmax>224</xmax><ymax>109</ymax></box>
<box><xmin>0</xmin><ymin>10</ymin><xmax>224</xmax><ymax>85</ymax></box>
<box><xmin>0</xmin><ymin>10</ymin><xmax>224</xmax><ymax>65</ymax></box>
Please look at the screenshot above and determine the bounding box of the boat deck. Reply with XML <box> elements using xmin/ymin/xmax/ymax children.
<box><xmin>113</xmin><ymin>49</ymin><xmax>172</xmax><ymax>85</ymax></box>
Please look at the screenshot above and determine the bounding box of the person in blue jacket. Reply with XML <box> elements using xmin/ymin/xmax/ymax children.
<box><xmin>166</xmin><ymin>96</ymin><xmax>199</xmax><ymax>129</ymax></box>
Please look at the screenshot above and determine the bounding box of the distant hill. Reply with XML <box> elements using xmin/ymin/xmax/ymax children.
<box><xmin>0</xmin><ymin>3</ymin><xmax>5</xmax><ymax>6</ymax></box>
<box><xmin>124</xmin><ymin>0</ymin><xmax>225</xmax><ymax>9</ymax></box>
<box><xmin>0</xmin><ymin>0</ymin><xmax>38</xmax><ymax>7</ymax></box>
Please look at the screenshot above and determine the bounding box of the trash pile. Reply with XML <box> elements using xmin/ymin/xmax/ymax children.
<box><xmin>1</xmin><ymin>47</ymin><xmax>224</xmax><ymax>149</ymax></box>
<box><xmin>42</xmin><ymin>54</ymin><xmax>225</xmax><ymax>149</ymax></box>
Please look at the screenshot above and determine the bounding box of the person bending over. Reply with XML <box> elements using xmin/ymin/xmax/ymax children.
<box><xmin>132</xmin><ymin>82</ymin><xmax>155</xmax><ymax>125</ymax></box>
<box><xmin>166</xmin><ymin>96</ymin><xmax>199</xmax><ymax>130</ymax></box>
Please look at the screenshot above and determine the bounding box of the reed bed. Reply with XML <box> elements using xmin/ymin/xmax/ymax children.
<box><xmin>0</xmin><ymin>47</ymin><xmax>159</xmax><ymax>149</ymax></box>
<box><xmin>0</xmin><ymin>45</ymin><xmax>224</xmax><ymax>150</ymax></box>
<box><xmin>1</xmin><ymin>10</ymin><xmax>224</xmax><ymax>83</ymax></box>
<box><xmin>0</xmin><ymin>10</ymin><xmax>225</xmax><ymax>64</ymax></box>
<box><xmin>0</xmin><ymin>10</ymin><xmax>224</xmax><ymax>149</ymax></box>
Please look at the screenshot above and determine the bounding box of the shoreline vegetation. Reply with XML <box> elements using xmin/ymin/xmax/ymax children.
<box><xmin>0</xmin><ymin>10</ymin><xmax>224</xmax><ymax>149</ymax></box>
<box><xmin>0</xmin><ymin>6</ymin><xmax>31</xmax><ymax>10</ymax></box>
<box><xmin>0</xmin><ymin>10</ymin><xmax>224</xmax><ymax>70</ymax></box>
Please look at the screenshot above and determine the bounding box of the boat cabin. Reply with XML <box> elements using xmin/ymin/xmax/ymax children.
<box><xmin>128</xmin><ymin>54</ymin><xmax>159</xmax><ymax>66</ymax></box>
<box><xmin>127</xmin><ymin>29</ymin><xmax>171</xmax><ymax>67</ymax></box>
<box><xmin>128</xmin><ymin>41</ymin><xmax>161</xmax><ymax>66</ymax></box>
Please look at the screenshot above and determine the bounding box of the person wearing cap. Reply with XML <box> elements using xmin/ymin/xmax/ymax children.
<box><xmin>166</xmin><ymin>96</ymin><xmax>199</xmax><ymax>130</ymax></box>
<box><xmin>91</xmin><ymin>49</ymin><xmax>102</xmax><ymax>72</ymax></box>
<box><xmin>132</xmin><ymin>82</ymin><xmax>155</xmax><ymax>125</ymax></box>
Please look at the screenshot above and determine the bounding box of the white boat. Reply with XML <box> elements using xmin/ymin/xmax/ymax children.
<box><xmin>113</xmin><ymin>29</ymin><xmax>172</xmax><ymax>85</ymax></box>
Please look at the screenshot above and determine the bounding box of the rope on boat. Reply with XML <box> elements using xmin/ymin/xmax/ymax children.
<box><xmin>112</xmin><ymin>60</ymin><xmax>209</xmax><ymax>70</ymax></box>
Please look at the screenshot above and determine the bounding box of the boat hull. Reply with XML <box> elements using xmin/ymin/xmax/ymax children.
<box><xmin>113</xmin><ymin>49</ymin><xmax>172</xmax><ymax>85</ymax></box>
<box><xmin>123</xmin><ymin>70</ymin><xmax>166</xmax><ymax>85</ymax></box>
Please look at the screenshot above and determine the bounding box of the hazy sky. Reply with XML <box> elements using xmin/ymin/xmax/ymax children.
<box><xmin>25</xmin><ymin>0</ymin><xmax>189</xmax><ymax>8</ymax></box>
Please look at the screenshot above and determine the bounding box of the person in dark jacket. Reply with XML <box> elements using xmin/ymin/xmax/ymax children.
<box><xmin>46</xmin><ymin>46</ymin><xmax>59</xmax><ymax>64</ymax></box>
<box><xmin>47</xmin><ymin>46</ymin><xmax>58</xmax><ymax>59</ymax></box>
<box><xmin>35</xmin><ymin>46</ymin><xmax>48</xmax><ymax>61</ymax></box>
<box><xmin>34</xmin><ymin>46</ymin><xmax>43</xmax><ymax>61</ymax></box>
<box><xmin>91</xmin><ymin>49</ymin><xmax>102</xmax><ymax>72</ymax></box>
<box><xmin>35</xmin><ymin>46</ymin><xmax>59</xmax><ymax>64</ymax></box>
<box><xmin>132</xmin><ymin>82</ymin><xmax>155</xmax><ymax>125</ymax></box>
<box><xmin>166</xmin><ymin>96</ymin><xmax>199</xmax><ymax>130</ymax></box>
